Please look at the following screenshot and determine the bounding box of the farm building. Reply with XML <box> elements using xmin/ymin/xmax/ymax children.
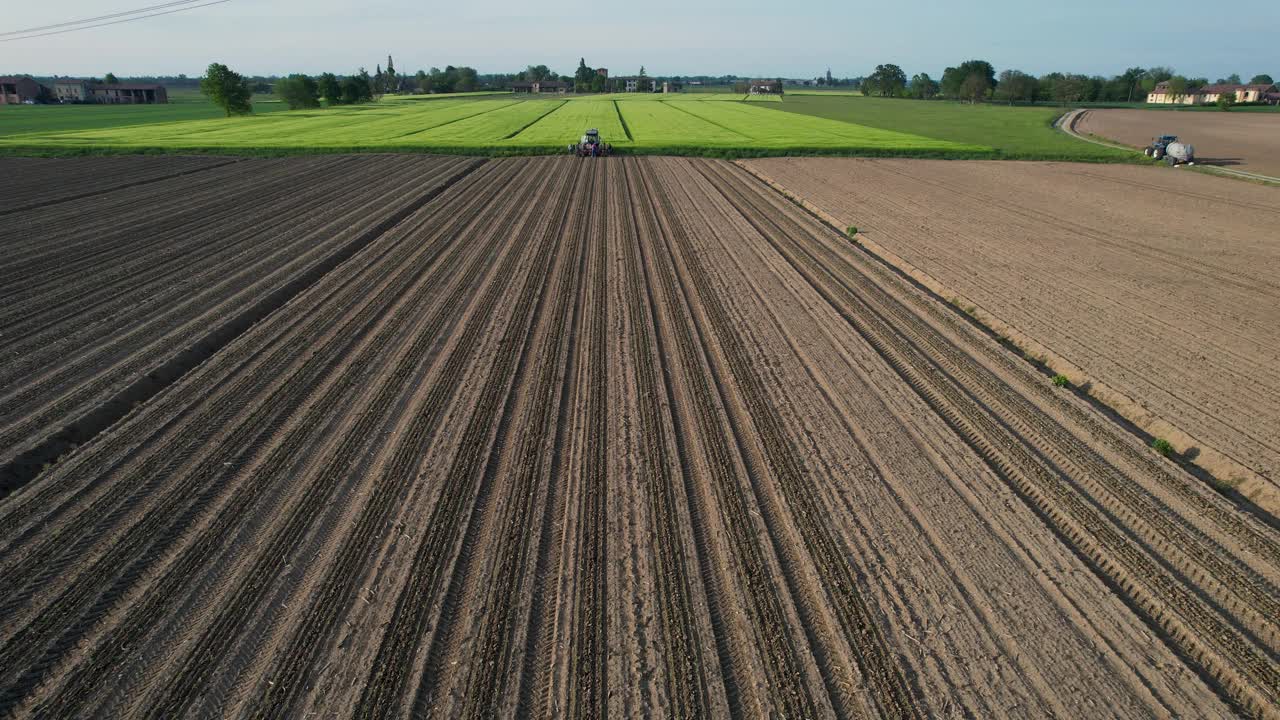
<box><xmin>1147</xmin><ymin>81</ymin><xmax>1279</xmax><ymax>105</ymax></box>
<box><xmin>749</xmin><ymin>79</ymin><xmax>782</xmax><ymax>94</ymax></box>
<box><xmin>511</xmin><ymin>80</ymin><xmax>567</xmax><ymax>94</ymax></box>
<box><xmin>612</xmin><ymin>77</ymin><xmax>653</xmax><ymax>93</ymax></box>
<box><xmin>54</xmin><ymin>79</ymin><xmax>168</xmax><ymax>104</ymax></box>
<box><xmin>0</xmin><ymin>76</ymin><xmax>46</xmax><ymax>104</ymax></box>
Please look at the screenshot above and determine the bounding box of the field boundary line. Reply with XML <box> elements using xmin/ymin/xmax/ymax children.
<box><xmin>613</xmin><ymin>100</ymin><xmax>633</xmax><ymax>142</ymax></box>
<box><xmin>733</xmin><ymin>160</ymin><xmax>1280</xmax><ymax>518</ymax></box>
<box><xmin>390</xmin><ymin>100</ymin><xmax>521</xmax><ymax>139</ymax></box>
<box><xmin>1059</xmin><ymin>109</ymin><xmax>1280</xmax><ymax>186</ymax></box>
<box><xmin>501</xmin><ymin>100</ymin><xmax>567</xmax><ymax>140</ymax></box>
<box><xmin>0</xmin><ymin>158</ymin><xmax>487</xmax><ymax>499</ymax></box>
<box><xmin>0</xmin><ymin>157</ymin><xmax>241</xmax><ymax>216</ymax></box>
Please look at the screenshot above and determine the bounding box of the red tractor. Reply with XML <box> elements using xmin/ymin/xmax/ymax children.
<box><xmin>569</xmin><ymin>128</ymin><xmax>612</xmax><ymax>157</ymax></box>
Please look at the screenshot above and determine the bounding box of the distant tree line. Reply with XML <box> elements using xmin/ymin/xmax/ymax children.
<box><xmin>857</xmin><ymin>61</ymin><xmax>1274</xmax><ymax>105</ymax></box>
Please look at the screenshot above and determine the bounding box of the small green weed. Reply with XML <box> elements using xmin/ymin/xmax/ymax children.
<box><xmin>1151</xmin><ymin>438</ymin><xmax>1174</xmax><ymax>457</ymax></box>
<box><xmin>1052</xmin><ymin>374</ymin><xmax>1070</xmax><ymax>388</ymax></box>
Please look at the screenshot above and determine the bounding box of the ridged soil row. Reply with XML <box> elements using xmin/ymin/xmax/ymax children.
<box><xmin>687</xmin><ymin>157</ymin><xmax>1225</xmax><ymax>717</ymax></box>
<box><xmin>0</xmin><ymin>157</ymin><xmax>337</xmax><ymax>287</ymax></box>
<box><xmin>651</xmin><ymin>157</ymin><xmax>923</xmax><ymax>720</ymax></box>
<box><xmin>0</xmin><ymin>156</ymin><xmax>495</xmax><ymax>618</ymax></box>
<box><xmin>0</xmin><ymin>158</ymin><xmax>503</xmax><ymax>718</ymax></box>
<box><xmin>0</xmin><ymin>156</ymin><xmax>434</xmax><ymax>351</ymax></box>
<box><xmin>127</xmin><ymin>159</ymin><xmax>562</xmax><ymax>720</ymax></box>
<box><xmin>344</xmin><ymin>160</ymin><xmax>584</xmax><ymax>720</ymax></box>
<box><xmin>708</xmin><ymin>161</ymin><xmax>1280</xmax><ymax>716</ymax></box>
<box><xmin>0</xmin><ymin>155</ymin><xmax>238</xmax><ymax>215</ymax></box>
<box><xmin>250</xmin><ymin>158</ymin><xmax>582</xmax><ymax>720</ymax></box>
<box><xmin>0</xmin><ymin>158</ymin><xmax>466</xmax><ymax>475</ymax></box>
<box><xmin>0</xmin><ymin>158</ymin><xmax>480</xmax><ymax>558</ymax></box>
<box><xmin>716</xmin><ymin>159</ymin><xmax>1280</xmax><ymax>654</ymax></box>
<box><xmin>420</xmin><ymin>159</ymin><xmax>595</xmax><ymax>720</ymax></box>
<box><xmin>397</xmin><ymin>157</ymin><xmax>587</xmax><ymax>717</ymax></box>
<box><xmin>736</xmin><ymin>163</ymin><xmax>1280</xmax><ymax>592</ymax></box>
<box><xmin>120</xmin><ymin>158</ymin><xmax>533</xmax><ymax>716</ymax></box>
<box><xmin>629</xmin><ymin>159</ymin><xmax>828</xmax><ymax>719</ymax></box>
<box><xmin>563</xmin><ymin>160</ymin><xmax>609</xmax><ymax>719</ymax></box>
<box><xmin>615</xmin><ymin>157</ymin><xmax>730</xmax><ymax>719</ymax></box>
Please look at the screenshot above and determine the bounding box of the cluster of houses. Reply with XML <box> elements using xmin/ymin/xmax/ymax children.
<box><xmin>0</xmin><ymin>76</ymin><xmax>168</xmax><ymax>105</ymax></box>
<box><xmin>509</xmin><ymin>72</ymin><xmax>781</xmax><ymax>96</ymax></box>
<box><xmin>1146</xmin><ymin>81</ymin><xmax>1279</xmax><ymax>105</ymax></box>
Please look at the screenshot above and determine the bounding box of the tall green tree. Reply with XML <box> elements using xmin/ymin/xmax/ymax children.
<box><xmin>863</xmin><ymin>63</ymin><xmax>907</xmax><ymax>97</ymax></box>
<box><xmin>276</xmin><ymin>74</ymin><xmax>320</xmax><ymax>109</ymax></box>
<box><xmin>1249</xmin><ymin>73</ymin><xmax>1273</xmax><ymax>85</ymax></box>
<box><xmin>103</xmin><ymin>72</ymin><xmax>119</xmax><ymax>84</ymax></box>
<box><xmin>1216</xmin><ymin>73</ymin><xmax>1241</xmax><ymax>84</ymax></box>
<box><xmin>456</xmin><ymin>67</ymin><xmax>478</xmax><ymax>92</ymax></box>
<box><xmin>317</xmin><ymin>73</ymin><xmax>340</xmax><ymax>105</ymax></box>
<box><xmin>942</xmin><ymin>60</ymin><xmax>996</xmax><ymax>99</ymax></box>
<box><xmin>385</xmin><ymin>55</ymin><xmax>396</xmax><ymax>93</ymax></box>
<box><xmin>1119</xmin><ymin>66</ymin><xmax>1146</xmax><ymax>102</ymax></box>
<box><xmin>200</xmin><ymin>62</ymin><xmax>253</xmax><ymax>117</ymax></box>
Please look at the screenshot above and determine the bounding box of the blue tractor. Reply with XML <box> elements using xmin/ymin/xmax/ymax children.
<box><xmin>1144</xmin><ymin>135</ymin><xmax>1195</xmax><ymax>165</ymax></box>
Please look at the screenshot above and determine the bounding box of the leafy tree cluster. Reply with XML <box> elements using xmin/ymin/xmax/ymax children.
<box><xmin>415</xmin><ymin>65</ymin><xmax>480</xmax><ymax>93</ymax></box>
<box><xmin>573</xmin><ymin>58</ymin><xmax>608</xmax><ymax>93</ymax></box>
<box><xmin>864</xmin><ymin>61</ymin><xmax>1273</xmax><ymax>105</ymax></box>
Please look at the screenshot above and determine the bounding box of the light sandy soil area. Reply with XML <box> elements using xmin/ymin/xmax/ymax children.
<box><xmin>1</xmin><ymin>156</ymin><xmax>1277</xmax><ymax>718</ymax></box>
<box><xmin>745</xmin><ymin>157</ymin><xmax>1280</xmax><ymax>503</ymax></box>
<box><xmin>1075</xmin><ymin>108</ymin><xmax>1280</xmax><ymax>178</ymax></box>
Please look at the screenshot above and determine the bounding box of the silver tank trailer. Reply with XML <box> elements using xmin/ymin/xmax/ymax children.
<box><xmin>1164</xmin><ymin>141</ymin><xmax>1195</xmax><ymax>165</ymax></box>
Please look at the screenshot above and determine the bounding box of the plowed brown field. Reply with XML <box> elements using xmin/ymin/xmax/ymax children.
<box><xmin>1074</xmin><ymin>108</ymin><xmax>1280</xmax><ymax>178</ymax></box>
<box><xmin>1</xmin><ymin>156</ymin><xmax>1277</xmax><ymax>719</ymax></box>
<box><xmin>744</xmin><ymin>157</ymin><xmax>1280</xmax><ymax>507</ymax></box>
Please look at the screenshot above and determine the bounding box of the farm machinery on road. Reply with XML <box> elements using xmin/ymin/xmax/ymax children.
<box><xmin>1144</xmin><ymin>135</ymin><xmax>1195</xmax><ymax>165</ymax></box>
<box><xmin>569</xmin><ymin>129</ymin><xmax>612</xmax><ymax>157</ymax></box>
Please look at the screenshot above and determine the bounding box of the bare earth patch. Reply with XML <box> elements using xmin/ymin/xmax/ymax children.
<box><xmin>1075</xmin><ymin>108</ymin><xmax>1280</xmax><ymax>178</ymax></box>
<box><xmin>2</xmin><ymin>156</ymin><xmax>1277</xmax><ymax>718</ymax></box>
<box><xmin>743</xmin><ymin>157</ymin><xmax>1280</xmax><ymax>507</ymax></box>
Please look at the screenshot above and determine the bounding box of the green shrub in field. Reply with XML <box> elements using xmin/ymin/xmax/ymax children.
<box><xmin>1052</xmin><ymin>374</ymin><xmax>1070</xmax><ymax>387</ymax></box>
<box><xmin>1152</xmin><ymin>438</ymin><xmax>1174</xmax><ymax>457</ymax></box>
<box><xmin>847</xmin><ymin>226</ymin><xmax>858</xmax><ymax>237</ymax></box>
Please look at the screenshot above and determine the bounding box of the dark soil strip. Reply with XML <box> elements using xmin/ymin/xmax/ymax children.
<box><xmin>503</xmin><ymin>100</ymin><xmax>567</xmax><ymax>140</ymax></box>
<box><xmin>0</xmin><ymin>158</ymin><xmax>486</xmax><ymax>499</ymax></box>
<box><xmin>614</xmin><ymin>101</ymin><xmax>633</xmax><ymax>142</ymax></box>
<box><xmin>0</xmin><ymin>158</ymin><xmax>241</xmax><ymax>217</ymax></box>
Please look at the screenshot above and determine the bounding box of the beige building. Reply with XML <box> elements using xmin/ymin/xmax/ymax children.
<box><xmin>1147</xmin><ymin>80</ymin><xmax>1279</xmax><ymax>104</ymax></box>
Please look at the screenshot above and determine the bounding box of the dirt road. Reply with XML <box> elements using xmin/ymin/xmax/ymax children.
<box><xmin>1075</xmin><ymin>108</ymin><xmax>1280</xmax><ymax>179</ymax></box>
<box><xmin>1</xmin><ymin>156</ymin><xmax>1276</xmax><ymax>718</ymax></box>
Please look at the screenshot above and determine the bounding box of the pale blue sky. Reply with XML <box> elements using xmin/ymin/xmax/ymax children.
<box><xmin>2</xmin><ymin>0</ymin><xmax>1276</xmax><ymax>80</ymax></box>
